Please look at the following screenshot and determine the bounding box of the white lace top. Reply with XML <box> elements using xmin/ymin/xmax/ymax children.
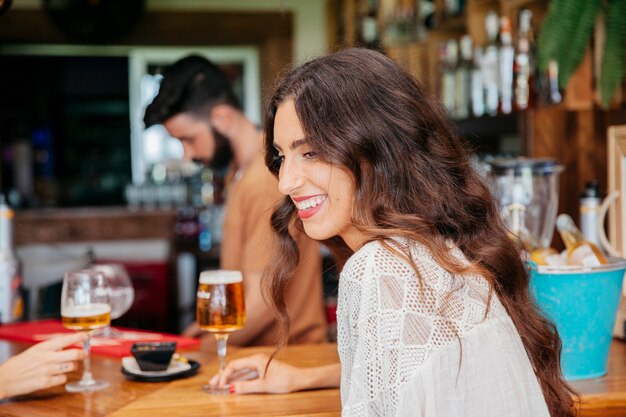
<box><xmin>336</xmin><ymin>238</ymin><xmax>550</xmax><ymax>417</ymax></box>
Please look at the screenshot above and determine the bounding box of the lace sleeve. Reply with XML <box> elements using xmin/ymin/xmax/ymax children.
<box><xmin>339</xmin><ymin>241</ymin><xmax>433</xmax><ymax>416</ymax></box>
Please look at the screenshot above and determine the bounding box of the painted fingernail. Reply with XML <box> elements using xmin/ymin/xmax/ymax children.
<box><xmin>229</xmin><ymin>385</ymin><xmax>236</xmax><ymax>394</ymax></box>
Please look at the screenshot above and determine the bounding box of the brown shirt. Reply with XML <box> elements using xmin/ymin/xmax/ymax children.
<box><xmin>220</xmin><ymin>152</ymin><xmax>328</xmax><ymax>346</ymax></box>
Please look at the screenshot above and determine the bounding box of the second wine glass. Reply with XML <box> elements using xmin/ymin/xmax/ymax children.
<box><xmin>91</xmin><ymin>264</ymin><xmax>134</xmax><ymax>337</ymax></box>
<box><xmin>196</xmin><ymin>270</ymin><xmax>246</xmax><ymax>394</ymax></box>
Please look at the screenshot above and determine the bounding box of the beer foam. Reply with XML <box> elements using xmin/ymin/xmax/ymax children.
<box><xmin>200</xmin><ymin>270</ymin><xmax>243</xmax><ymax>285</ymax></box>
<box><xmin>62</xmin><ymin>303</ymin><xmax>111</xmax><ymax>317</ymax></box>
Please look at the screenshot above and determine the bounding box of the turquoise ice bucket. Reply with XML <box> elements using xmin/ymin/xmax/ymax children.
<box><xmin>530</xmin><ymin>259</ymin><xmax>626</xmax><ymax>380</ymax></box>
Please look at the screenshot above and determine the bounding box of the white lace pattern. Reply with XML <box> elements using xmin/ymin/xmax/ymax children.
<box><xmin>336</xmin><ymin>238</ymin><xmax>550</xmax><ymax>417</ymax></box>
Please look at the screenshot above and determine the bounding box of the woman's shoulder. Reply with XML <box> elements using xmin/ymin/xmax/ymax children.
<box><xmin>340</xmin><ymin>237</ymin><xmax>496</xmax><ymax>308</ymax></box>
<box><xmin>341</xmin><ymin>237</ymin><xmax>431</xmax><ymax>281</ymax></box>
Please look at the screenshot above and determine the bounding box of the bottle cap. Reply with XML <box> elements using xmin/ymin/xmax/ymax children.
<box><xmin>485</xmin><ymin>11</ymin><xmax>499</xmax><ymax>41</ymax></box>
<box><xmin>556</xmin><ymin>213</ymin><xmax>575</xmax><ymax>231</ymax></box>
<box><xmin>581</xmin><ymin>180</ymin><xmax>600</xmax><ymax>198</ymax></box>
<box><xmin>0</xmin><ymin>193</ymin><xmax>14</xmax><ymax>220</ymax></box>
<box><xmin>446</xmin><ymin>39</ymin><xmax>458</xmax><ymax>65</ymax></box>
<box><xmin>460</xmin><ymin>35</ymin><xmax>473</xmax><ymax>60</ymax></box>
<box><xmin>519</xmin><ymin>9</ymin><xmax>532</xmax><ymax>33</ymax></box>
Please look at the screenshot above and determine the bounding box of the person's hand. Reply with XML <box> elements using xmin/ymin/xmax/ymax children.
<box><xmin>0</xmin><ymin>332</ymin><xmax>87</xmax><ymax>400</ymax></box>
<box><xmin>209</xmin><ymin>354</ymin><xmax>304</xmax><ymax>394</ymax></box>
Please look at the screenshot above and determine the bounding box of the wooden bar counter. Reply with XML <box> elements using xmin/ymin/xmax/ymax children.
<box><xmin>13</xmin><ymin>207</ymin><xmax>177</xmax><ymax>245</ymax></box>
<box><xmin>3</xmin><ymin>338</ymin><xmax>626</xmax><ymax>416</ymax></box>
<box><xmin>0</xmin><ymin>339</ymin><xmax>340</xmax><ymax>417</ymax></box>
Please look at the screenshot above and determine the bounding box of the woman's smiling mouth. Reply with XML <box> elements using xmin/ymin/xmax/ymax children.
<box><xmin>293</xmin><ymin>195</ymin><xmax>327</xmax><ymax>219</ymax></box>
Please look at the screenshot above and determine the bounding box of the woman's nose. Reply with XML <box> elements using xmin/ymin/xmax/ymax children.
<box><xmin>278</xmin><ymin>157</ymin><xmax>303</xmax><ymax>196</ymax></box>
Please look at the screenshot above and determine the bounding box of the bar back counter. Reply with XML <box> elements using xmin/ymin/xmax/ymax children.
<box><xmin>13</xmin><ymin>207</ymin><xmax>185</xmax><ymax>332</ymax></box>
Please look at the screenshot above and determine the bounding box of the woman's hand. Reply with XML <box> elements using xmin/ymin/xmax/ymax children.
<box><xmin>0</xmin><ymin>332</ymin><xmax>87</xmax><ymax>400</ymax></box>
<box><xmin>209</xmin><ymin>354</ymin><xmax>302</xmax><ymax>394</ymax></box>
<box><xmin>209</xmin><ymin>354</ymin><xmax>341</xmax><ymax>395</ymax></box>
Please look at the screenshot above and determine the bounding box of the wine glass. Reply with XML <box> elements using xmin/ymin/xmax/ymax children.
<box><xmin>91</xmin><ymin>264</ymin><xmax>134</xmax><ymax>337</ymax></box>
<box><xmin>196</xmin><ymin>270</ymin><xmax>246</xmax><ymax>394</ymax></box>
<box><xmin>61</xmin><ymin>269</ymin><xmax>111</xmax><ymax>393</ymax></box>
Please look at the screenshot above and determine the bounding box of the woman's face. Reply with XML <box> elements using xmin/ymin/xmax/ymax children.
<box><xmin>273</xmin><ymin>99</ymin><xmax>365</xmax><ymax>250</ymax></box>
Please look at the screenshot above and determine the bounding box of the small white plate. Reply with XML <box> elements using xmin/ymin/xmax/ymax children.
<box><xmin>121</xmin><ymin>356</ymin><xmax>192</xmax><ymax>377</ymax></box>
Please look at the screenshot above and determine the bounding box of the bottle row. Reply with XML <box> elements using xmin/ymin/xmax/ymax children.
<box><xmin>438</xmin><ymin>9</ymin><xmax>561</xmax><ymax>120</ymax></box>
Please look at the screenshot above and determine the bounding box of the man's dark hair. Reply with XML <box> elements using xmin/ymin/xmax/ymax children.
<box><xmin>143</xmin><ymin>55</ymin><xmax>241</xmax><ymax>127</ymax></box>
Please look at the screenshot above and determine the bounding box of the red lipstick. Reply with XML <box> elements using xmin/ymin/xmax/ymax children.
<box><xmin>292</xmin><ymin>195</ymin><xmax>326</xmax><ymax>219</ymax></box>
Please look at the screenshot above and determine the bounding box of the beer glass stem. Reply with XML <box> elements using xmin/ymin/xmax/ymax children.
<box><xmin>215</xmin><ymin>333</ymin><xmax>229</xmax><ymax>372</ymax></box>
<box><xmin>80</xmin><ymin>332</ymin><xmax>95</xmax><ymax>385</ymax></box>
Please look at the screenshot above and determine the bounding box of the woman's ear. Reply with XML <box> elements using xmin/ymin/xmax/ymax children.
<box><xmin>209</xmin><ymin>105</ymin><xmax>234</xmax><ymax>135</ymax></box>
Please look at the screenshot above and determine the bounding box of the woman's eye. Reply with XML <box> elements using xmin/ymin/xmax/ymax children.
<box><xmin>303</xmin><ymin>151</ymin><xmax>317</xmax><ymax>159</ymax></box>
<box><xmin>274</xmin><ymin>154</ymin><xmax>285</xmax><ymax>165</ymax></box>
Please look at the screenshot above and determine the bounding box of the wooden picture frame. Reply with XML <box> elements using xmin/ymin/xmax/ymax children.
<box><xmin>606</xmin><ymin>125</ymin><xmax>626</xmax><ymax>256</ymax></box>
<box><xmin>605</xmin><ymin>125</ymin><xmax>626</xmax><ymax>338</ymax></box>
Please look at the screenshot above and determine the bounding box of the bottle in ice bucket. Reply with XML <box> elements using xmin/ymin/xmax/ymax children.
<box><xmin>556</xmin><ymin>213</ymin><xmax>607</xmax><ymax>266</ymax></box>
<box><xmin>528</xmin><ymin>245</ymin><xmax>558</xmax><ymax>266</ymax></box>
<box><xmin>505</xmin><ymin>219</ymin><xmax>557</xmax><ymax>265</ymax></box>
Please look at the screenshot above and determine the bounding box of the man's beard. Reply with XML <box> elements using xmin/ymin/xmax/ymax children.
<box><xmin>195</xmin><ymin>127</ymin><xmax>233</xmax><ymax>170</ymax></box>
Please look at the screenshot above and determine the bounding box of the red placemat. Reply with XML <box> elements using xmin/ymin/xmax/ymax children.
<box><xmin>0</xmin><ymin>320</ymin><xmax>200</xmax><ymax>358</ymax></box>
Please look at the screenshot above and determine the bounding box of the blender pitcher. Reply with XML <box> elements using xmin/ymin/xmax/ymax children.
<box><xmin>487</xmin><ymin>158</ymin><xmax>564</xmax><ymax>250</ymax></box>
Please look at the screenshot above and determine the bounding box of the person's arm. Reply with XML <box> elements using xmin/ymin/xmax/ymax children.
<box><xmin>223</xmin><ymin>169</ymin><xmax>282</xmax><ymax>346</ymax></box>
<box><xmin>0</xmin><ymin>332</ymin><xmax>87</xmax><ymax>400</ymax></box>
<box><xmin>209</xmin><ymin>353</ymin><xmax>341</xmax><ymax>394</ymax></box>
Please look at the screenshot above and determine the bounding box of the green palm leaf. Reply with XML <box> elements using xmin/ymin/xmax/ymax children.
<box><xmin>537</xmin><ymin>0</ymin><xmax>570</xmax><ymax>68</ymax></box>
<box><xmin>537</xmin><ymin>0</ymin><xmax>601</xmax><ymax>89</ymax></box>
<box><xmin>600</xmin><ymin>0</ymin><xmax>626</xmax><ymax>108</ymax></box>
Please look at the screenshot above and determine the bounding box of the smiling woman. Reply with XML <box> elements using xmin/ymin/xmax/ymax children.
<box><xmin>210</xmin><ymin>47</ymin><xmax>578</xmax><ymax>417</ymax></box>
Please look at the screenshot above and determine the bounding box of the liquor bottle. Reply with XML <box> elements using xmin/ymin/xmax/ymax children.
<box><xmin>498</xmin><ymin>16</ymin><xmax>515</xmax><ymax>114</ymax></box>
<box><xmin>580</xmin><ymin>180</ymin><xmax>602</xmax><ymax>249</ymax></box>
<box><xmin>514</xmin><ymin>9</ymin><xmax>534</xmax><ymax>110</ymax></box>
<box><xmin>455</xmin><ymin>35</ymin><xmax>473</xmax><ymax>119</ymax></box>
<box><xmin>359</xmin><ymin>0</ymin><xmax>380</xmax><ymax>49</ymax></box>
<box><xmin>471</xmin><ymin>46</ymin><xmax>485</xmax><ymax>117</ymax></box>
<box><xmin>556</xmin><ymin>213</ymin><xmax>607</xmax><ymax>266</ymax></box>
<box><xmin>441</xmin><ymin>40</ymin><xmax>458</xmax><ymax>117</ymax></box>
<box><xmin>444</xmin><ymin>0</ymin><xmax>464</xmax><ymax>17</ymax></box>
<box><xmin>0</xmin><ymin>194</ymin><xmax>24</xmax><ymax>323</ymax></box>
<box><xmin>483</xmin><ymin>11</ymin><xmax>500</xmax><ymax>116</ymax></box>
<box><xmin>547</xmin><ymin>59</ymin><xmax>563</xmax><ymax>105</ymax></box>
<box><xmin>437</xmin><ymin>42</ymin><xmax>448</xmax><ymax>112</ymax></box>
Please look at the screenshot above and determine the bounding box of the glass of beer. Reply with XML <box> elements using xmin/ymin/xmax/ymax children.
<box><xmin>61</xmin><ymin>269</ymin><xmax>111</xmax><ymax>393</ymax></box>
<box><xmin>196</xmin><ymin>270</ymin><xmax>245</xmax><ymax>394</ymax></box>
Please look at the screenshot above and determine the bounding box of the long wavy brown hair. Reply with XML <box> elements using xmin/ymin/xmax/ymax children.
<box><xmin>262</xmin><ymin>48</ymin><xmax>576</xmax><ymax>416</ymax></box>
